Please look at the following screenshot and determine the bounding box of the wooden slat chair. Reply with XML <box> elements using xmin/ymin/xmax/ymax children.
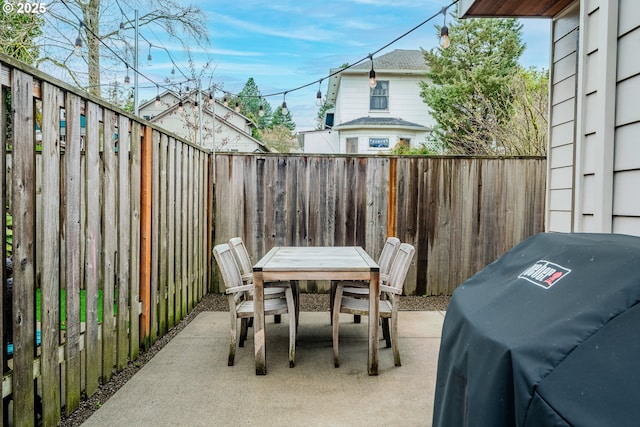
<box><xmin>330</xmin><ymin>237</ymin><xmax>401</xmax><ymax>323</ymax></box>
<box><xmin>229</xmin><ymin>237</ymin><xmax>299</xmax><ymax>325</ymax></box>
<box><xmin>213</xmin><ymin>243</ymin><xmax>297</xmax><ymax>367</ymax></box>
<box><xmin>332</xmin><ymin>242</ymin><xmax>415</xmax><ymax>368</ymax></box>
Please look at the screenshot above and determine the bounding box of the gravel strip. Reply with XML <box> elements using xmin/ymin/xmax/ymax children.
<box><xmin>59</xmin><ymin>292</ymin><xmax>449</xmax><ymax>426</ymax></box>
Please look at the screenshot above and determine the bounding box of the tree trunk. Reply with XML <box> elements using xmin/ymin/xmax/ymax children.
<box><xmin>85</xmin><ymin>0</ymin><xmax>101</xmax><ymax>97</ymax></box>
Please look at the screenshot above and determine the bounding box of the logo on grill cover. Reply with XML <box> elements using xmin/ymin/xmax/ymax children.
<box><xmin>518</xmin><ymin>260</ymin><xmax>571</xmax><ymax>289</ymax></box>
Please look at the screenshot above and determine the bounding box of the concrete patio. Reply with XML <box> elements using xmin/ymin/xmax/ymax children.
<box><xmin>82</xmin><ymin>310</ymin><xmax>445</xmax><ymax>426</ymax></box>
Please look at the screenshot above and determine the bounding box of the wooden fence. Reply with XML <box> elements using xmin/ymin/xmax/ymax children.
<box><xmin>1</xmin><ymin>55</ymin><xmax>210</xmax><ymax>425</ymax></box>
<box><xmin>213</xmin><ymin>153</ymin><xmax>546</xmax><ymax>296</ymax></box>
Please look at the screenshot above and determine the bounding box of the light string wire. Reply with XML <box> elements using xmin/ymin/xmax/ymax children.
<box><xmin>59</xmin><ymin>0</ymin><xmax>458</xmax><ymax>105</ymax></box>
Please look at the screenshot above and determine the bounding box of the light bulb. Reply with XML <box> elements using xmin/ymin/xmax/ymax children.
<box><xmin>155</xmin><ymin>95</ymin><xmax>161</xmax><ymax>106</ymax></box>
<box><xmin>259</xmin><ymin>104</ymin><xmax>264</xmax><ymax>117</ymax></box>
<box><xmin>369</xmin><ymin>69</ymin><xmax>376</xmax><ymax>89</ymax></box>
<box><xmin>440</xmin><ymin>25</ymin><xmax>450</xmax><ymax>49</ymax></box>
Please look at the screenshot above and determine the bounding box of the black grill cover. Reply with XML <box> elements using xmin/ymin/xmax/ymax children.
<box><xmin>432</xmin><ymin>232</ymin><xmax>640</xmax><ymax>427</ymax></box>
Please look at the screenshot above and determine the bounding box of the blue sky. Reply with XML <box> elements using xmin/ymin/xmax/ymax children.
<box><xmin>137</xmin><ymin>0</ymin><xmax>552</xmax><ymax>131</ymax></box>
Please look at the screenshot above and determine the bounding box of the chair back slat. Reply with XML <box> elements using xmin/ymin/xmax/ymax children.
<box><xmin>213</xmin><ymin>244</ymin><xmax>244</xmax><ymax>290</ymax></box>
<box><xmin>229</xmin><ymin>237</ymin><xmax>253</xmax><ymax>277</ymax></box>
<box><xmin>378</xmin><ymin>237</ymin><xmax>401</xmax><ymax>275</ymax></box>
<box><xmin>386</xmin><ymin>243</ymin><xmax>415</xmax><ymax>292</ymax></box>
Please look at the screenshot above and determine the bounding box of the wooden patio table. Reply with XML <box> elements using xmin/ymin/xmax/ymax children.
<box><xmin>252</xmin><ymin>246</ymin><xmax>380</xmax><ymax>375</ymax></box>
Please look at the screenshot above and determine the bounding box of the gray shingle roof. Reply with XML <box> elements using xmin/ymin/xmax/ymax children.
<box><xmin>334</xmin><ymin>117</ymin><xmax>429</xmax><ymax>130</ymax></box>
<box><xmin>351</xmin><ymin>49</ymin><xmax>427</xmax><ymax>71</ymax></box>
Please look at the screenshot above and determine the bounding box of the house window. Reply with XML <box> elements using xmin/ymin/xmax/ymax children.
<box><xmin>397</xmin><ymin>138</ymin><xmax>411</xmax><ymax>150</ymax></box>
<box><xmin>325</xmin><ymin>113</ymin><xmax>334</xmax><ymax>129</ymax></box>
<box><xmin>369</xmin><ymin>138</ymin><xmax>389</xmax><ymax>148</ymax></box>
<box><xmin>346</xmin><ymin>138</ymin><xmax>358</xmax><ymax>153</ymax></box>
<box><xmin>370</xmin><ymin>81</ymin><xmax>389</xmax><ymax>110</ymax></box>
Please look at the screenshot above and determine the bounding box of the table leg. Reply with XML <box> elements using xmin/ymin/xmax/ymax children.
<box><xmin>368</xmin><ymin>271</ymin><xmax>380</xmax><ymax>375</ymax></box>
<box><xmin>254</xmin><ymin>271</ymin><xmax>266</xmax><ymax>375</ymax></box>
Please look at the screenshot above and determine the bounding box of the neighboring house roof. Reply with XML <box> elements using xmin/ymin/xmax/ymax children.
<box><xmin>334</xmin><ymin>117</ymin><xmax>430</xmax><ymax>131</ymax></box>
<box><xmin>139</xmin><ymin>90</ymin><xmax>268</xmax><ymax>152</ymax></box>
<box><xmin>350</xmin><ymin>49</ymin><xmax>428</xmax><ymax>72</ymax></box>
<box><xmin>326</xmin><ymin>49</ymin><xmax>428</xmax><ymax>104</ymax></box>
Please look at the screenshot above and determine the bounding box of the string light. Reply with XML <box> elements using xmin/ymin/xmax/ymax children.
<box><xmin>281</xmin><ymin>92</ymin><xmax>288</xmax><ymax>115</ymax></box>
<box><xmin>74</xmin><ymin>21</ymin><xmax>83</xmax><ymax>55</ymax></box>
<box><xmin>208</xmin><ymin>92</ymin><xmax>214</xmax><ymax>106</ymax></box>
<box><xmin>124</xmin><ymin>65</ymin><xmax>130</xmax><ymax>85</ymax></box>
<box><xmin>147</xmin><ymin>43</ymin><xmax>153</xmax><ymax>66</ymax></box>
<box><xmin>155</xmin><ymin>84</ymin><xmax>161</xmax><ymax>106</ymax></box>
<box><xmin>316</xmin><ymin>79</ymin><xmax>323</xmax><ymax>106</ymax></box>
<box><xmin>234</xmin><ymin>102</ymin><xmax>240</xmax><ymax>113</ymax></box>
<box><xmin>259</xmin><ymin>98</ymin><xmax>264</xmax><ymax>117</ymax></box>
<box><xmin>440</xmin><ymin>6</ymin><xmax>450</xmax><ymax>49</ymax></box>
<box><xmin>368</xmin><ymin>54</ymin><xmax>376</xmax><ymax>89</ymax></box>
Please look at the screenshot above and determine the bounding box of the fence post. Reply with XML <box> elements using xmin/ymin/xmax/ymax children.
<box><xmin>139</xmin><ymin>126</ymin><xmax>152</xmax><ymax>349</ymax></box>
<box><xmin>387</xmin><ymin>157</ymin><xmax>397</xmax><ymax>238</ymax></box>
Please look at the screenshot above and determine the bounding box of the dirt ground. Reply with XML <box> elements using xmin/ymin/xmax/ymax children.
<box><xmin>59</xmin><ymin>293</ymin><xmax>450</xmax><ymax>426</ymax></box>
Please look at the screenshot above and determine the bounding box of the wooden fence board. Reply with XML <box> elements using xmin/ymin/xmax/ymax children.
<box><xmin>159</xmin><ymin>133</ymin><xmax>168</xmax><ymax>335</ymax></box>
<box><xmin>85</xmin><ymin>101</ymin><xmax>101</xmax><ymax>397</ymax></box>
<box><xmin>187</xmin><ymin>146</ymin><xmax>194</xmax><ymax>312</ymax></box>
<box><xmin>174</xmin><ymin>143</ymin><xmax>183</xmax><ymax>320</ymax></box>
<box><xmin>116</xmin><ymin>115</ymin><xmax>130</xmax><ymax>370</ymax></box>
<box><xmin>101</xmin><ymin>109</ymin><xmax>117</xmax><ymax>383</ymax></box>
<box><xmin>129</xmin><ymin>123</ymin><xmax>141</xmax><ymax>360</ymax></box>
<box><xmin>11</xmin><ymin>69</ymin><xmax>37</xmax><ymax>425</ymax></box>
<box><xmin>180</xmin><ymin>145</ymin><xmax>188</xmax><ymax>315</ymax></box>
<box><xmin>167</xmin><ymin>138</ymin><xmax>176</xmax><ymax>325</ymax></box>
<box><xmin>64</xmin><ymin>92</ymin><xmax>82</xmax><ymax>416</ymax></box>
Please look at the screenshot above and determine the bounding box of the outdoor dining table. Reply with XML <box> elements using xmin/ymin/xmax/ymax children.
<box><xmin>252</xmin><ymin>246</ymin><xmax>380</xmax><ymax>375</ymax></box>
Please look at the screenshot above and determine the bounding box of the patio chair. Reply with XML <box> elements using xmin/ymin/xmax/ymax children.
<box><xmin>332</xmin><ymin>242</ymin><xmax>415</xmax><ymax>368</ymax></box>
<box><xmin>330</xmin><ymin>237</ymin><xmax>401</xmax><ymax>323</ymax></box>
<box><xmin>229</xmin><ymin>237</ymin><xmax>299</xmax><ymax>325</ymax></box>
<box><xmin>213</xmin><ymin>243</ymin><xmax>297</xmax><ymax>367</ymax></box>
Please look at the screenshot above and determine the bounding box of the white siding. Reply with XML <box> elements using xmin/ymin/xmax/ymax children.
<box><xmin>547</xmin><ymin>3</ymin><xmax>580</xmax><ymax>232</ymax></box>
<box><xmin>548</xmin><ymin>0</ymin><xmax>640</xmax><ymax>236</ymax></box>
<box><xmin>573</xmin><ymin>0</ymin><xmax>618</xmax><ymax>232</ymax></box>
<box><xmin>612</xmin><ymin>26</ymin><xmax>640</xmax><ymax>237</ymax></box>
<box><xmin>333</xmin><ymin>73</ymin><xmax>433</xmax><ymax>129</ymax></box>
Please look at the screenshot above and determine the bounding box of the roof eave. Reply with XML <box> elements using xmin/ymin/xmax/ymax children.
<box><xmin>459</xmin><ymin>0</ymin><xmax>574</xmax><ymax>18</ymax></box>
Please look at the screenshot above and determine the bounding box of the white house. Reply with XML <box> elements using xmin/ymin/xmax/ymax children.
<box><xmin>300</xmin><ymin>49</ymin><xmax>435</xmax><ymax>154</ymax></box>
<box><xmin>139</xmin><ymin>90</ymin><xmax>269</xmax><ymax>153</ymax></box>
<box><xmin>460</xmin><ymin>0</ymin><xmax>640</xmax><ymax>237</ymax></box>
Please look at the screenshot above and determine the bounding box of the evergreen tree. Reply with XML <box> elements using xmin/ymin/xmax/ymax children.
<box><xmin>420</xmin><ymin>13</ymin><xmax>525</xmax><ymax>154</ymax></box>
<box><xmin>271</xmin><ymin>105</ymin><xmax>295</xmax><ymax>132</ymax></box>
<box><xmin>236</xmin><ymin>78</ymin><xmax>272</xmax><ymax>129</ymax></box>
